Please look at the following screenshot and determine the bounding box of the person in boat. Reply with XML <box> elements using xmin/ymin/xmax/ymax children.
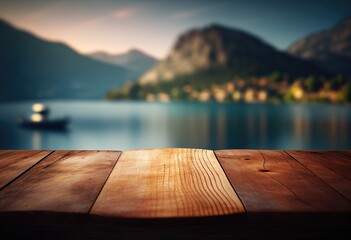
<box><xmin>31</xmin><ymin>103</ymin><xmax>50</xmax><ymax>122</ymax></box>
<box><xmin>20</xmin><ymin>103</ymin><xmax>68</xmax><ymax>129</ymax></box>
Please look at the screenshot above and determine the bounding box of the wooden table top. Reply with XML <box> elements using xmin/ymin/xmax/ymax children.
<box><xmin>0</xmin><ymin>149</ymin><xmax>350</xmax><ymax>239</ymax></box>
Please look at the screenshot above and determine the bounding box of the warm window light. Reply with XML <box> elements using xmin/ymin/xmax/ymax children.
<box><xmin>31</xmin><ymin>113</ymin><xmax>43</xmax><ymax>122</ymax></box>
<box><xmin>199</xmin><ymin>90</ymin><xmax>211</xmax><ymax>102</ymax></box>
<box><xmin>32</xmin><ymin>103</ymin><xmax>46</xmax><ymax>113</ymax></box>
<box><xmin>244</xmin><ymin>89</ymin><xmax>255</xmax><ymax>103</ymax></box>
<box><xmin>157</xmin><ymin>92</ymin><xmax>170</xmax><ymax>102</ymax></box>
<box><xmin>232</xmin><ymin>91</ymin><xmax>241</xmax><ymax>101</ymax></box>
<box><xmin>292</xmin><ymin>86</ymin><xmax>304</xmax><ymax>100</ymax></box>
<box><xmin>258</xmin><ymin>90</ymin><xmax>268</xmax><ymax>102</ymax></box>
<box><xmin>146</xmin><ymin>94</ymin><xmax>155</xmax><ymax>102</ymax></box>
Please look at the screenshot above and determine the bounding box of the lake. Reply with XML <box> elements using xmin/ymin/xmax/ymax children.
<box><xmin>0</xmin><ymin>101</ymin><xmax>350</xmax><ymax>150</ymax></box>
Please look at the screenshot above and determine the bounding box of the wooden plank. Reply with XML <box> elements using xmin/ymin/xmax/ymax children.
<box><xmin>339</xmin><ymin>150</ymin><xmax>351</xmax><ymax>157</ymax></box>
<box><xmin>286</xmin><ymin>150</ymin><xmax>351</xmax><ymax>201</ymax></box>
<box><xmin>215</xmin><ymin>150</ymin><xmax>351</xmax><ymax>213</ymax></box>
<box><xmin>0</xmin><ymin>150</ymin><xmax>120</xmax><ymax>213</ymax></box>
<box><xmin>0</xmin><ymin>150</ymin><xmax>52</xmax><ymax>189</ymax></box>
<box><xmin>0</xmin><ymin>150</ymin><xmax>13</xmax><ymax>156</ymax></box>
<box><xmin>91</xmin><ymin>148</ymin><xmax>245</xmax><ymax>218</ymax></box>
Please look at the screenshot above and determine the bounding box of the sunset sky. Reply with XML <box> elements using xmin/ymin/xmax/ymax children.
<box><xmin>0</xmin><ymin>0</ymin><xmax>350</xmax><ymax>58</ymax></box>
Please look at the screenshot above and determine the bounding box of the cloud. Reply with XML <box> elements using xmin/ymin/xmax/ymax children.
<box><xmin>169</xmin><ymin>5</ymin><xmax>215</xmax><ymax>20</ymax></box>
<box><xmin>23</xmin><ymin>1</ymin><xmax>66</xmax><ymax>21</ymax></box>
<box><xmin>113</xmin><ymin>8</ymin><xmax>137</xmax><ymax>19</ymax></box>
<box><xmin>170</xmin><ymin>10</ymin><xmax>200</xmax><ymax>20</ymax></box>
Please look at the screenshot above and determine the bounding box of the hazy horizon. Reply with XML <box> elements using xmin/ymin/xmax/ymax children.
<box><xmin>0</xmin><ymin>0</ymin><xmax>350</xmax><ymax>58</ymax></box>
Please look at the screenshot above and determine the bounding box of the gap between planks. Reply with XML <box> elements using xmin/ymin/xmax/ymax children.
<box><xmin>1</xmin><ymin>149</ymin><xmax>350</xmax><ymax>221</ymax></box>
<box><xmin>285</xmin><ymin>150</ymin><xmax>351</xmax><ymax>202</ymax></box>
<box><xmin>0</xmin><ymin>150</ymin><xmax>54</xmax><ymax>191</ymax></box>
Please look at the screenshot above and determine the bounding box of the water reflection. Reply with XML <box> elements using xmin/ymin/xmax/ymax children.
<box><xmin>0</xmin><ymin>101</ymin><xmax>350</xmax><ymax>150</ymax></box>
<box><xmin>31</xmin><ymin>131</ymin><xmax>41</xmax><ymax>150</ymax></box>
<box><xmin>293</xmin><ymin>107</ymin><xmax>303</xmax><ymax>149</ymax></box>
<box><xmin>247</xmin><ymin>108</ymin><xmax>255</xmax><ymax>146</ymax></box>
<box><xmin>329</xmin><ymin>113</ymin><xmax>337</xmax><ymax>148</ymax></box>
<box><xmin>259</xmin><ymin>108</ymin><xmax>267</xmax><ymax>146</ymax></box>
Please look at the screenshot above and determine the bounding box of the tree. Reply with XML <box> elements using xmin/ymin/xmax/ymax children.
<box><xmin>268</xmin><ymin>71</ymin><xmax>281</xmax><ymax>82</ymax></box>
<box><xmin>338</xmin><ymin>82</ymin><xmax>351</xmax><ymax>103</ymax></box>
<box><xmin>283</xmin><ymin>88</ymin><xmax>294</xmax><ymax>102</ymax></box>
<box><xmin>330</xmin><ymin>74</ymin><xmax>344</xmax><ymax>90</ymax></box>
<box><xmin>303</xmin><ymin>75</ymin><xmax>320</xmax><ymax>92</ymax></box>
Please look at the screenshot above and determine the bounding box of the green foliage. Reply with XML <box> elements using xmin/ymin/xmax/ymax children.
<box><xmin>105</xmin><ymin>88</ymin><xmax>120</xmax><ymax>100</ymax></box>
<box><xmin>106</xmin><ymin>71</ymin><xmax>351</xmax><ymax>104</ymax></box>
<box><xmin>302</xmin><ymin>75</ymin><xmax>321</xmax><ymax>92</ymax></box>
<box><xmin>105</xmin><ymin>81</ymin><xmax>140</xmax><ymax>100</ymax></box>
<box><xmin>338</xmin><ymin>82</ymin><xmax>351</xmax><ymax>102</ymax></box>
<box><xmin>268</xmin><ymin>71</ymin><xmax>281</xmax><ymax>83</ymax></box>
<box><xmin>283</xmin><ymin>88</ymin><xmax>294</xmax><ymax>102</ymax></box>
<box><xmin>329</xmin><ymin>74</ymin><xmax>345</xmax><ymax>90</ymax></box>
<box><xmin>170</xmin><ymin>88</ymin><xmax>180</xmax><ymax>100</ymax></box>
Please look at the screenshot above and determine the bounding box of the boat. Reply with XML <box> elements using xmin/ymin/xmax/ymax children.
<box><xmin>18</xmin><ymin>103</ymin><xmax>69</xmax><ymax>130</ymax></box>
<box><xmin>19</xmin><ymin>117</ymin><xmax>69</xmax><ymax>130</ymax></box>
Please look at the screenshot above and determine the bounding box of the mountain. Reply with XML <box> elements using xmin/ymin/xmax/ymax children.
<box><xmin>139</xmin><ymin>24</ymin><xmax>322</xmax><ymax>84</ymax></box>
<box><xmin>0</xmin><ymin>19</ymin><xmax>134</xmax><ymax>102</ymax></box>
<box><xmin>88</xmin><ymin>49</ymin><xmax>157</xmax><ymax>77</ymax></box>
<box><xmin>288</xmin><ymin>16</ymin><xmax>351</xmax><ymax>76</ymax></box>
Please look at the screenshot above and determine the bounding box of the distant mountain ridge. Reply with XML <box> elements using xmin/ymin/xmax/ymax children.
<box><xmin>88</xmin><ymin>49</ymin><xmax>157</xmax><ymax>77</ymax></box>
<box><xmin>139</xmin><ymin>24</ymin><xmax>322</xmax><ymax>84</ymax></box>
<box><xmin>288</xmin><ymin>16</ymin><xmax>351</xmax><ymax>75</ymax></box>
<box><xmin>0</xmin><ymin>19</ymin><xmax>134</xmax><ymax>102</ymax></box>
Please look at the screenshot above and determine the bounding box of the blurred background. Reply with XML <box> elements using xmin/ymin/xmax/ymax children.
<box><xmin>0</xmin><ymin>0</ymin><xmax>350</xmax><ymax>150</ymax></box>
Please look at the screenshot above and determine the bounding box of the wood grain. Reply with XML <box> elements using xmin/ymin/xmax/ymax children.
<box><xmin>339</xmin><ymin>151</ymin><xmax>351</xmax><ymax>157</ymax></box>
<box><xmin>216</xmin><ymin>150</ymin><xmax>351</xmax><ymax>213</ymax></box>
<box><xmin>0</xmin><ymin>150</ymin><xmax>120</xmax><ymax>213</ymax></box>
<box><xmin>0</xmin><ymin>150</ymin><xmax>52</xmax><ymax>189</ymax></box>
<box><xmin>286</xmin><ymin>150</ymin><xmax>351</xmax><ymax>201</ymax></box>
<box><xmin>91</xmin><ymin>148</ymin><xmax>244</xmax><ymax>218</ymax></box>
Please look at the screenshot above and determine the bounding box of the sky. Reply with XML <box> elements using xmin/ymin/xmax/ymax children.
<box><xmin>0</xmin><ymin>0</ymin><xmax>350</xmax><ymax>58</ymax></box>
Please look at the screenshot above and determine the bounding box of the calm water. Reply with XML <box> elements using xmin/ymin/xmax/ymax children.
<box><xmin>0</xmin><ymin>101</ymin><xmax>350</xmax><ymax>150</ymax></box>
